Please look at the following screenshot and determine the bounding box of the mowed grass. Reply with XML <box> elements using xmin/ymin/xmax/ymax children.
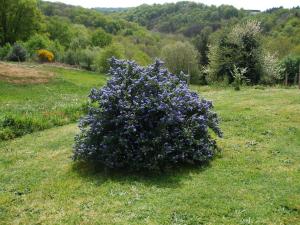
<box><xmin>0</xmin><ymin>64</ymin><xmax>107</xmax><ymax>140</ymax></box>
<box><xmin>0</xmin><ymin>86</ymin><xmax>299</xmax><ymax>224</ymax></box>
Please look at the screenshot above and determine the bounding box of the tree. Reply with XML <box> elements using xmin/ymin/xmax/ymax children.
<box><xmin>46</xmin><ymin>16</ymin><xmax>73</xmax><ymax>47</ymax></box>
<box><xmin>280</xmin><ymin>55</ymin><xmax>300</xmax><ymax>85</ymax></box>
<box><xmin>207</xmin><ymin>20</ymin><xmax>263</xmax><ymax>84</ymax></box>
<box><xmin>25</xmin><ymin>34</ymin><xmax>52</xmax><ymax>56</ymax></box>
<box><xmin>69</xmin><ymin>24</ymin><xmax>91</xmax><ymax>50</ymax></box>
<box><xmin>193</xmin><ymin>27</ymin><xmax>213</xmax><ymax>66</ymax></box>
<box><xmin>261</xmin><ymin>52</ymin><xmax>282</xmax><ymax>84</ymax></box>
<box><xmin>0</xmin><ymin>0</ymin><xmax>41</xmax><ymax>45</ymax></box>
<box><xmin>92</xmin><ymin>44</ymin><xmax>124</xmax><ymax>73</ymax></box>
<box><xmin>0</xmin><ymin>43</ymin><xmax>11</xmax><ymax>59</ymax></box>
<box><xmin>161</xmin><ymin>41</ymin><xmax>200</xmax><ymax>84</ymax></box>
<box><xmin>91</xmin><ymin>28</ymin><xmax>112</xmax><ymax>48</ymax></box>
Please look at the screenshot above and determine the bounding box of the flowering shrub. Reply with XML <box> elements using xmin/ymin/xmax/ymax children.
<box><xmin>74</xmin><ymin>58</ymin><xmax>222</xmax><ymax>171</ymax></box>
<box><xmin>37</xmin><ymin>49</ymin><xmax>54</xmax><ymax>62</ymax></box>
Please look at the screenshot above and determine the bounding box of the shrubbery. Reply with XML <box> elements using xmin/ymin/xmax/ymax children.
<box><xmin>161</xmin><ymin>41</ymin><xmax>200</xmax><ymax>84</ymax></box>
<box><xmin>37</xmin><ymin>49</ymin><xmax>54</xmax><ymax>62</ymax></box>
<box><xmin>91</xmin><ymin>29</ymin><xmax>112</xmax><ymax>48</ymax></box>
<box><xmin>231</xmin><ymin>65</ymin><xmax>248</xmax><ymax>90</ymax></box>
<box><xmin>92</xmin><ymin>44</ymin><xmax>124</xmax><ymax>73</ymax></box>
<box><xmin>280</xmin><ymin>55</ymin><xmax>300</xmax><ymax>85</ymax></box>
<box><xmin>261</xmin><ymin>52</ymin><xmax>282</xmax><ymax>84</ymax></box>
<box><xmin>63</xmin><ymin>49</ymin><xmax>79</xmax><ymax>65</ymax></box>
<box><xmin>73</xmin><ymin>58</ymin><xmax>222</xmax><ymax>171</ymax></box>
<box><xmin>7</xmin><ymin>43</ymin><xmax>27</xmax><ymax>62</ymax></box>
<box><xmin>0</xmin><ymin>43</ymin><xmax>11</xmax><ymax>60</ymax></box>
<box><xmin>207</xmin><ymin>20</ymin><xmax>264</xmax><ymax>84</ymax></box>
<box><xmin>48</xmin><ymin>40</ymin><xmax>65</xmax><ymax>62</ymax></box>
<box><xmin>25</xmin><ymin>34</ymin><xmax>52</xmax><ymax>57</ymax></box>
<box><xmin>78</xmin><ymin>48</ymin><xmax>97</xmax><ymax>70</ymax></box>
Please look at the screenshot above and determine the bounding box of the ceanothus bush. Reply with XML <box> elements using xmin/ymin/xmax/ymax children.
<box><xmin>73</xmin><ymin>58</ymin><xmax>222</xmax><ymax>171</ymax></box>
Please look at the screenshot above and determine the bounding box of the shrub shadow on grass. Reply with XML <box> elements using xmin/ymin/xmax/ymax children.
<box><xmin>72</xmin><ymin>160</ymin><xmax>213</xmax><ymax>189</ymax></box>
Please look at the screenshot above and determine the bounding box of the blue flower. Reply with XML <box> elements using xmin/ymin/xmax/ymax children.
<box><xmin>73</xmin><ymin>58</ymin><xmax>222</xmax><ymax>171</ymax></box>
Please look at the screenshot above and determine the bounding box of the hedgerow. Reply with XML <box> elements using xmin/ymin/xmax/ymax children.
<box><xmin>74</xmin><ymin>58</ymin><xmax>222</xmax><ymax>171</ymax></box>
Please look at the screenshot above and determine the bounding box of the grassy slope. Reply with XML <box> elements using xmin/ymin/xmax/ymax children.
<box><xmin>0</xmin><ymin>87</ymin><xmax>299</xmax><ymax>224</ymax></box>
<box><xmin>0</xmin><ymin>66</ymin><xmax>107</xmax><ymax>140</ymax></box>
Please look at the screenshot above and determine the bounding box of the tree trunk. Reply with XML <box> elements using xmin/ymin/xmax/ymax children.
<box><xmin>285</xmin><ymin>72</ymin><xmax>288</xmax><ymax>86</ymax></box>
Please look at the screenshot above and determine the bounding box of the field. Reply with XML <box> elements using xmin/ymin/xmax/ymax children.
<box><xmin>0</xmin><ymin>64</ymin><xmax>299</xmax><ymax>224</ymax></box>
<box><xmin>0</xmin><ymin>62</ymin><xmax>107</xmax><ymax>140</ymax></box>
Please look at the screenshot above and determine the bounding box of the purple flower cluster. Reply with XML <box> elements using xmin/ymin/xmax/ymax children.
<box><xmin>73</xmin><ymin>58</ymin><xmax>222</xmax><ymax>171</ymax></box>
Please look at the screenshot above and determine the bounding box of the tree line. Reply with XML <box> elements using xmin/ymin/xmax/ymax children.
<box><xmin>0</xmin><ymin>0</ymin><xmax>299</xmax><ymax>86</ymax></box>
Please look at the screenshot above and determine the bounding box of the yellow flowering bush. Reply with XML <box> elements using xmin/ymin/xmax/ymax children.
<box><xmin>37</xmin><ymin>49</ymin><xmax>54</xmax><ymax>62</ymax></box>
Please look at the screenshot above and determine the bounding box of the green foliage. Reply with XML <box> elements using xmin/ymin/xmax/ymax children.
<box><xmin>0</xmin><ymin>0</ymin><xmax>41</xmax><ymax>45</ymax></box>
<box><xmin>91</xmin><ymin>29</ymin><xmax>112</xmax><ymax>48</ymax></box>
<box><xmin>63</xmin><ymin>48</ymin><xmax>97</xmax><ymax>70</ymax></box>
<box><xmin>0</xmin><ymin>43</ymin><xmax>11</xmax><ymax>60</ymax></box>
<box><xmin>192</xmin><ymin>27</ymin><xmax>212</xmax><ymax>66</ymax></box>
<box><xmin>124</xmin><ymin>2</ymin><xmax>242</xmax><ymax>36</ymax></box>
<box><xmin>78</xmin><ymin>48</ymin><xmax>98</xmax><ymax>71</ymax></box>
<box><xmin>260</xmin><ymin>52</ymin><xmax>282</xmax><ymax>84</ymax></box>
<box><xmin>263</xmin><ymin>36</ymin><xmax>294</xmax><ymax>59</ymax></box>
<box><xmin>122</xmin><ymin>2</ymin><xmax>300</xmax><ymax>69</ymax></box>
<box><xmin>208</xmin><ymin>20</ymin><xmax>263</xmax><ymax>84</ymax></box>
<box><xmin>280</xmin><ymin>55</ymin><xmax>300</xmax><ymax>85</ymax></box>
<box><xmin>231</xmin><ymin>65</ymin><xmax>248</xmax><ymax>90</ymax></box>
<box><xmin>257</xmin><ymin>7</ymin><xmax>300</xmax><ymax>58</ymax></box>
<box><xmin>125</xmin><ymin>47</ymin><xmax>151</xmax><ymax>66</ymax></box>
<box><xmin>25</xmin><ymin>34</ymin><xmax>52</xmax><ymax>57</ymax></box>
<box><xmin>0</xmin><ymin>105</ymin><xmax>86</xmax><ymax>141</ymax></box>
<box><xmin>46</xmin><ymin>16</ymin><xmax>73</xmax><ymax>47</ymax></box>
<box><xmin>69</xmin><ymin>25</ymin><xmax>91</xmax><ymax>50</ymax></box>
<box><xmin>7</xmin><ymin>43</ymin><xmax>27</xmax><ymax>62</ymax></box>
<box><xmin>92</xmin><ymin>44</ymin><xmax>124</xmax><ymax>73</ymax></box>
<box><xmin>35</xmin><ymin>1</ymin><xmax>165</xmax><ymax>71</ymax></box>
<box><xmin>161</xmin><ymin>41</ymin><xmax>200</xmax><ymax>84</ymax></box>
<box><xmin>48</xmin><ymin>40</ymin><xmax>65</xmax><ymax>62</ymax></box>
<box><xmin>39</xmin><ymin>1</ymin><xmax>124</xmax><ymax>34</ymax></box>
<box><xmin>0</xmin><ymin>116</ymin><xmax>46</xmax><ymax>140</ymax></box>
<box><xmin>69</xmin><ymin>37</ymin><xmax>90</xmax><ymax>51</ymax></box>
<box><xmin>63</xmin><ymin>49</ymin><xmax>80</xmax><ymax>65</ymax></box>
<box><xmin>119</xmin><ymin>39</ymin><xmax>152</xmax><ymax>65</ymax></box>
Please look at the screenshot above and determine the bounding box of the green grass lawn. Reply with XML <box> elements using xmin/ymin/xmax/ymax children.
<box><xmin>0</xmin><ymin>65</ymin><xmax>107</xmax><ymax>140</ymax></box>
<box><xmin>0</xmin><ymin>85</ymin><xmax>299</xmax><ymax>224</ymax></box>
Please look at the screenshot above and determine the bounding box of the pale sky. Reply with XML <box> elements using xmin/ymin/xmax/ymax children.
<box><xmin>46</xmin><ymin>0</ymin><xmax>300</xmax><ymax>11</ymax></box>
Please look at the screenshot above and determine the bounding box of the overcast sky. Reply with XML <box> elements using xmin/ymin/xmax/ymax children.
<box><xmin>46</xmin><ymin>0</ymin><xmax>300</xmax><ymax>11</ymax></box>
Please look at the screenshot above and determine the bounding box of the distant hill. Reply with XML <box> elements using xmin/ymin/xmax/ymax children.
<box><xmin>117</xmin><ymin>1</ymin><xmax>300</xmax><ymax>57</ymax></box>
<box><xmin>38</xmin><ymin>1</ymin><xmax>300</xmax><ymax>58</ymax></box>
<box><xmin>119</xmin><ymin>2</ymin><xmax>246</xmax><ymax>36</ymax></box>
<box><xmin>93</xmin><ymin>7</ymin><xmax>130</xmax><ymax>13</ymax></box>
<box><xmin>39</xmin><ymin>1</ymin><xmax>128</xmax><ymax>33</ymax></box>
